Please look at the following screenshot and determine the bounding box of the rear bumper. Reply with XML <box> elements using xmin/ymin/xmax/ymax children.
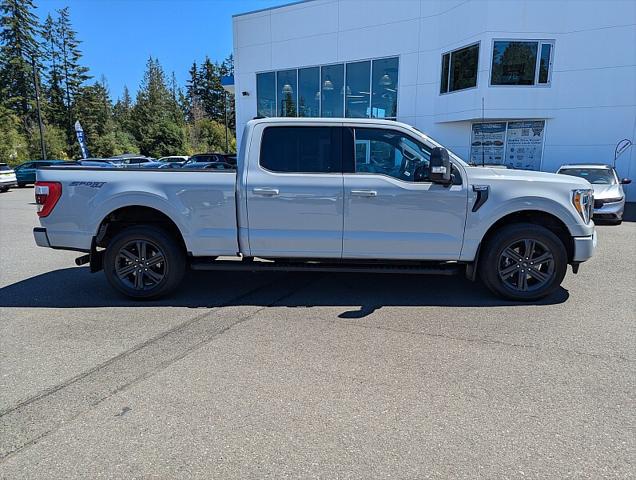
<box><xmin>572</xmin><ymin>229</ymin><xmax>597</xmax><ymax>262</ymax></box>
<box><xmin>33</xmin><ymin>227</ymin><xmax>51</xmax><ymax>247</ymax></box>
<box><xmin>33</xmin><ymin>227</ymin><xmax>91</xmax><ymax>252</ymax></box>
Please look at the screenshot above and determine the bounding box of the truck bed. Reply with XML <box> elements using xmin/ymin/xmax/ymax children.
<box><xmin>36</xmin><ymin>167</ymin><xmax>239</xmax><ymax>256</ymax></box>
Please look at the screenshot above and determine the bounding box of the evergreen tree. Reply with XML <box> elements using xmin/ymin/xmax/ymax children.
<box><xmin>0</xmin><ymin>0</ymin><xmax>41</xmax><ymax>130</ymax></box>
<box><xmin>220</xmin><ymin>53</ymin><xmax>235</xmax><ymax>131</ymax></box>
<box><xmin>185</xmin><ymin>61</ymin><xmax>202</xmax><ymax>123</ymax></box>
<box><xmin>199</xmin><ymin>56</ymin><xmax>223</xmax><ymax>121</ymax></box>
<box><xmin>131</xmin><ymin>56</ymin><xmax>187</xmax><ymax>157</ymax></box>
<box><xmin>41</xmin><ymin>12</ymin><xmax>65</xmax><ymax>128</ymax></box>
<box><xmin>56</xmin><ymin>6</ymin><xmax>90</xmax><ymax>132</ymax></box>
<box><xmin>113</xmin><ymin>85</ymin><xmax>133</xmax><ymax>133</ymax></box>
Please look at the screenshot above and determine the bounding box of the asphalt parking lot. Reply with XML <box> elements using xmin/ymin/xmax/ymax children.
<box><xmin>0</xmin><ymin>186</ymin><xmax>634</xmax><ymax>479</ymax></box>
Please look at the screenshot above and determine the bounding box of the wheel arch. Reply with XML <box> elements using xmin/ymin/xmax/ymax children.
<box><xmin>480</xmin><ymin>210</ymin><xmax>574</xmax><ymax>263</ymax></box>
<box><xmin>95</xmin><ymin>205</ymin><xmax>188</xmax><ymax>254</ymax></box>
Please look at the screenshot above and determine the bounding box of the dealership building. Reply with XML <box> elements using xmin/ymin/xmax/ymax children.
<box><xmin>231</xmin><ymin>0</ymin><xmax>636</xmax><ymax>199</ymax></box>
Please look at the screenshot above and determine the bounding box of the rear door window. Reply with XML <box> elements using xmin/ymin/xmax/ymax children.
<box><xmin>260</xmin><ymin>126</ymin><xmax>342</xmax><ymax>173</ymax></box>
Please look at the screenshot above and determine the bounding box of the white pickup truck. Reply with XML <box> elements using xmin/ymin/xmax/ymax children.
<box><xmin>33</xmin><ymin>118</ymin><xmax>596</xmax><ymax>301</ymax></box>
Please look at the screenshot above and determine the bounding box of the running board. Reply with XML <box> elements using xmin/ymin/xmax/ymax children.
<box><xmin>190</xmin><ymin>259</ymin><xmax>462</xmax><ymax>276</ymax></box>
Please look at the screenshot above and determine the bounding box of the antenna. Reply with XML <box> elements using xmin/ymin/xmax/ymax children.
<box><xmin>481</xmin><ymin>97</ymin><xmax>485</xmax><ymax>167</ymax></box>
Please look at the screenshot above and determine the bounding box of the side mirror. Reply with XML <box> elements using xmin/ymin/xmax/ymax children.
<box><xmin>430</xmin><ymin>147</ymin><xmax>451</xmax><ymax>184</ymax></box>
<box><xmin>620</xmin><ymin>178</ymin><xmax>632</xmax><ymax>185</ymax></box>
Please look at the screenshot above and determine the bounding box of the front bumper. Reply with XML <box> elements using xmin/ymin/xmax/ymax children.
<box><xmin>593</xmin><ymin>198</ymin><xmax>625</xmax><ymax>219</ymax></box>
<box><xmin>572</xmin><ymin>229</ymin><xmax>597</xmax><ymax>262</ymax></box>
<box><xmin>0</xmin><ymin>176</ymin><xmax>17</xmax><ymax>188</ymax></box>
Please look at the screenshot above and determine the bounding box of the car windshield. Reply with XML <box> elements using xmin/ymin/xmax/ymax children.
<box><xmin>559</xmin><ymin>168</ymin><xmax>616</xmax><ymax>185</ymax></box>
<box><xmin>0</xmin><ymin>164</ymin><xmax>11</xmax><ymax>171</ymax></box>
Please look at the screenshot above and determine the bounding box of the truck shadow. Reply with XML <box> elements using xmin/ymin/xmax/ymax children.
<box><xmin>0</xmin><ymin>267</ymin><xmax>569</xmax><ymax>312</ymax></box>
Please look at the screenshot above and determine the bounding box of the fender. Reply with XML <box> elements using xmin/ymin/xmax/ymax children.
<box><xmin>459</xmin><ymin>196</ymin><xmax>584</xmax><ymax>262</ymax></box>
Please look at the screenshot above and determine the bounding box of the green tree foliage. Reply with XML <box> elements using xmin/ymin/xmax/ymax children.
<box><xmin>131</xmin><ymin>57</ymin><xmax>187</xmax><ymax>157</ymax></box>
<box><xmin>0</xmin><ymin>102</ymin><xmax>28</xmax><ymax>165</ymax></box>
<box><xmin>188</xmin><ymin>118</ymin><xmax>235</xmax><ymax>154</ymax></box>
<box><xmin>27</xmin><ymin>122</ymin><xmax>67</xmax><ymax>159</ymax></box>
<box><xmin>0</xmin><ymin>0</ymin><xmax>40</xmax><ymax>129</ymax></box>
<box><xmin>41</xmin><ymin>12</ymin><xmax>65</xmax><ymax>128</ymax></box>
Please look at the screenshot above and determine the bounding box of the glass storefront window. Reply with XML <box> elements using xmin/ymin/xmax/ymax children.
<box><xmin>256</xmin><ymin>72</ymin><xmax>276</xmax><ymax>117</ymax></box>
<box><xmin>321</xmin><ymin>64</ymin><xmax>344</xmax><ymax>118</ymax></box>
<box><xmin>256</xmin><ymin>57</ymin><xmax>399</xmax><ymax>120</ymax></box>
<box><xmin>371</xmin><ymin>57</ymin><xmax>398</xmax><ymax>119</ymax></box>
<box><xmin>491</xmin><ymin>41</ymin><xmax>538</xmax><ymax>85</ymax></box>
<box><xmin>491</xmin><ymin>40</ymin><xmax>554</xmax><ymax>86</ymax></box>
<box><xmin>298</xmin><ymin>67</ymin><xmax>320</xmax><ymax>117</ymax></box>
<box><xmin>276</xmin><ymin>69</ymin><xmax>297</xmax><ymax>117</ymax></box>
<box><xmin>440</xmin><ymin>43</ymin><xmax>479</xmax><ymax>94</ymax></box>
<box><xmin>440</xmin><ymin>53</ymin><xmax>450</xmax><ymax>94</ymax></box>
<box><xmin>345</xmin><ymin>61</ymin><xmax>370</xmax><ymax>118</ymax></box>
<box><xmin>538</xmin><ymin>43</ymin><xmax>552</xmax><ymax>84</ymax></box>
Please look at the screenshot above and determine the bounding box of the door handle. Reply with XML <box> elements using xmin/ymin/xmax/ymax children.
<box><xmin>253</xmin><ymin>187</ymin><xmax>279</xmax><ymax>196</ymax></box>
<box><xmin>351</xmin><ymin>190</ymin><xmax>377</xmax><ymax>197</ymax></box>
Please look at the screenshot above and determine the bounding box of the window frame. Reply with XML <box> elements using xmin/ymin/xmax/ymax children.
<box><xmin>489</xmin><ymin>39</ymin><xmax>555</xmax><ymax>88</ymax></box>
<box><xmin>258</xmin><ymin>125</ymin><xmax>343</xmax><ymax>175</ymax></box>
<box><xmin>439</xmin><ymin>41</ymin><xmax>480</xmax><ymax>95</ymax></box>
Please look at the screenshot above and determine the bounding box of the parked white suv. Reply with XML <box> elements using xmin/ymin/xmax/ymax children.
<box><xmin>0</xmin><ymin>163</ymin><xmax>17</xmax><ymax>192</ymax></box>
<box><xmin>557</xmin><ymin>164</ymin><xmax>631</xmax><ymax>224</ymax></box>
<box><xmin>33</xmin><ymin>118</ymin><xmax>596</xmax><ymax>301</ymax></box>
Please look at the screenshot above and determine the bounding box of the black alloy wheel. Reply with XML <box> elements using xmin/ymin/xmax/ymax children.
<box><xmin>479</xmin><ymin>223</ymin><xmax>567</xmax><ymax>301</ymax></box>
<box><xmin>104</xmin><ymin>226</ymin><xmax>185</xmax><ymax>299</ymax></box>
<box><xmin>115</xmin><ymin>239</ymin><xmax>167</xmax><ymax>291</ymax></box>
<box><xmin>497</xmin><ymin>239</ymin><xmax>555</xmax><ymax>293</ymax></box>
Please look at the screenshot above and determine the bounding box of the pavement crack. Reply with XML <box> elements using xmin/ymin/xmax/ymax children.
<box><xmin>0</xmin><ymin>274</ymin><xmax>319</xmax><ymax>462</ymax></box>
<box><xmin>337</xmin><ymin>322</ymin><xmax>632</xmax><ymax>363</ymax></box>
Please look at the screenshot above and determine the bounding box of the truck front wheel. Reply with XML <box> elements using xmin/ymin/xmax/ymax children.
<box><xmin>103</xmin><ymin>225</ymin><xmax>186</xmax><ymax>299</ymax></box>
<box><xmin>479</xmin><ymin>223</ymin><xmax>567</xmax><ymax>301</ymax></box>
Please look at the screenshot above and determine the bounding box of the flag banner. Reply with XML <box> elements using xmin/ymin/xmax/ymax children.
<box><xmin>74</xmin><ymin>121</ymin><xmax>90</xmax><ymax>159</ymax></box>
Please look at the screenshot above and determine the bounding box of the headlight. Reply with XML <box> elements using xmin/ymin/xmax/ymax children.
<box><xmin>572</xmin><ymin>189</ymin><xmax>594</xmax><ymax>224</ymax></box>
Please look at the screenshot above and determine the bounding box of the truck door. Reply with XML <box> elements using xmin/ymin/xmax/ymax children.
<box><xmin>246</xmin><ymin>125</ymin><xmax>344</xmax><ymax>258</ymax></box>
<box><xmin>343</xmin><ymin>126</ymin><xmax>467</xmax><ymax>260</ymax></box>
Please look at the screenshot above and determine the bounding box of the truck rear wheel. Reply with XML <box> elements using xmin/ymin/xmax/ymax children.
<box><xmin>103</xmin><ymin>226</ymin><xmax>185</xmax><ymax>299</ymax></box>
<box><xmin>479</xmin><ymin>223</ymin><xmax>567</xmax><ymax>301</ymax></box>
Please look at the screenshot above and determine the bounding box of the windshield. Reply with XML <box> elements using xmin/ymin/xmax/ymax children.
<box><xmin>0</xmin><ymin>164</ymin><xmax>12</xmax><ymax>171</ymax></box>
<box><xmin>559</xmin><ymin>168</ymin><xmax>616</xmax><ymax>185</ymax></box>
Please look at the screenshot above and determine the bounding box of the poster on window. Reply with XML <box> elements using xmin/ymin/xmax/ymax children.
<box><xmin>504</xmin><ymin>121</ymin><xmax>545</xmax><ymax>171</ymax></box>
<box><xmin>470</xmin><ymin>123</ymin><xmax>507</xmax><ymax>165</ymax></box>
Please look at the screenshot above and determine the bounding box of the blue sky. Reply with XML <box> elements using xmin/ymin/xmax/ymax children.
<box><xmin>36</xmin><ymin>0</ymin><xmax>292</xmax><ymax>100</ymax></box>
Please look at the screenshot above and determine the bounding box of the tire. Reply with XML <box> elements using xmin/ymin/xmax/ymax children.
<box><xmin>103</xmin><ymin>225</ymin><xmax>186</xmax><ymax>300</ymax></box>
<box><xmin>17</xmin><ymin>183</ymin><xmax>26</xmax><ymax>188</ymax></box>
<box><xmin>479</xmin><ymin>223</ymin><xmax>567</xmax><ymax>301</ymax></box>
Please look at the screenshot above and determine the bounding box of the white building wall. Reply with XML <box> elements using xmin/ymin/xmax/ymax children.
<box><xmin>233</xmin><ymin>0</ymin><xmax>636</xmax><ymax>199</ymax></box>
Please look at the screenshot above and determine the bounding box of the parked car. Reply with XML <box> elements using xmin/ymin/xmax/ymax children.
<box><xmin>0</xmin><ymin>163</ymin><xmax>17</xmax><ymax>192</ymax></box>
<box><xmin>557</xmin><ymin>164</ymin><xmax>631</xmax><ymax>224</ymax></box>
<box><xmin>108</xmin><ymin>154</ymin><xmax>154</xmax><ymax>168</ymax></box>
<box><xmin>58</xmin><ymin>160</ymin><xmax>120</xmax><ymax>168</ymax></box>
<box><xmin>158</xmin><ymin>156</ymin><xmax>189</xmax><ymax>165</ymax></box>
<box><xmin>139</xmin><ymin>161</ymin><xmax>182</xmax><ymax>169</ymax></box>
<box><xmin>184</xmin><ymin>153</ymin><xmax>233</xmax><ymax>166</ymax></box>
<box><xmin>14</xmin><ymin>160</ymin><xmax>66</xmax><ymax>186</ymax></box>
<box><xmin>33</xmin><ymin>117</ymin><xmax>596</xmax><ymax>301</ymax></box>
<box><xmin>181</xmin><ymin>162</ymin><xmax>235</xmax><ymax>170</ymax></box>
